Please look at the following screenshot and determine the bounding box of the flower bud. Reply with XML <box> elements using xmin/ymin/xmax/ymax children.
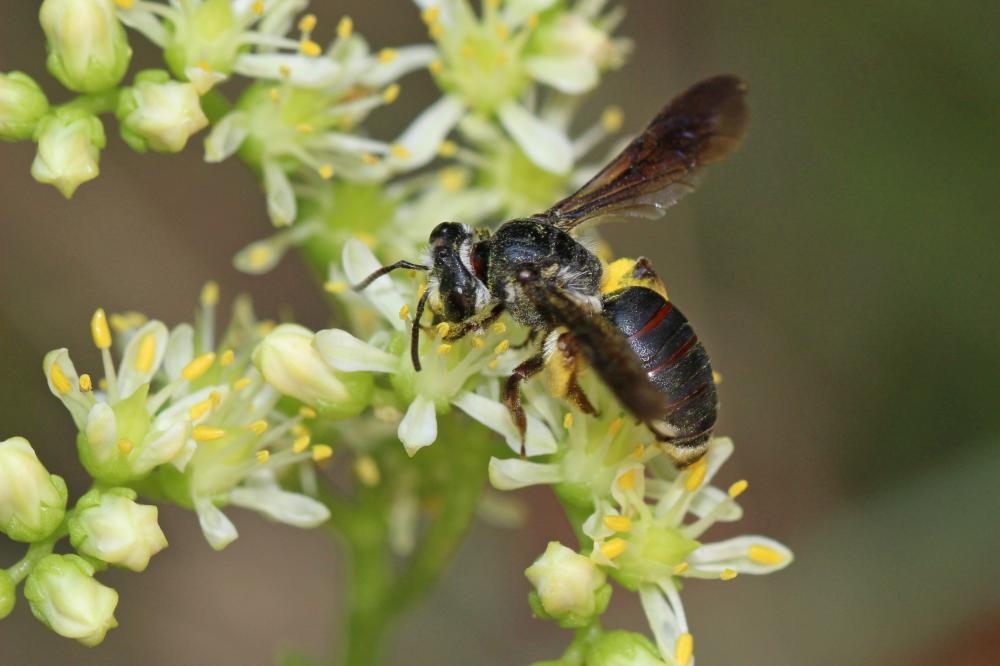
<box><xmin>0</xmin><ymin>437</ymin><xmax>68</xmax><ymax>543</ymax></box>
<box><xmin>584</xmin><ymin>630</ymin><xmax>668</xmax><ymax>666</ymax></box>
<box><xmin>0</xmin><ymin>570</ymin><xmax>15</xmax><ymax>620</ymax></box>
<box><xmin>117</xmin><ymin>70</ymin><xmax>208</xmax><ymax>153</ymax></box>
<box><xmin>0</xmin><ymin>72</ymin><xmax>50</xmax><ymax>141</ymax></box>
<box><xmin>30</xmin><ymin>108</ymin><xmax>106</xmax><ymax>198</ymax></box>
<box><xmin>39</xmin><ymin>0</ymin><xmax>132</xmax><ymax>93</ymax></box>
<box><xmin>69</xmin><ymin>488</ymin><xmax>168</xmax><ymax>572</ymax></box>
<box><xmin>525</xmin><ymin>541</ymin><xmax>611</xmax><ymax>628</ymax></box>
<box><xmin>24</xmin><ymin>554</ymin><xmax>118</xmax><ymax>646</ymax></box>
<box><xmin>163</xmin><ymin>0</ymin><xmax>242</xmax><ymax>80</ymax></box>
<box><xmin>253</xmin><ymin>324</ymin><xmax>374</xmax><ymax>418</ymax></box>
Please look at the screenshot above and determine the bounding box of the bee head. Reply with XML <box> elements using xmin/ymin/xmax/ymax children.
<box><xmin>427</xmin><ymin>222</ymin><xmax>488</xmax><ymax>322</ymax></box>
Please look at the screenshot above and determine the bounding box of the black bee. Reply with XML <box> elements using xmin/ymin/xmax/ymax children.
<box><xmin>354</xmin><ymin>75</ymin><xmax>749</xmax><ymax>465</ymax></box>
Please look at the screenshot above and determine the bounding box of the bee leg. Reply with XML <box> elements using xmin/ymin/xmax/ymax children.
<box><xmin>565</xmin><ymin>375</ymin><xmax>597</xmax><ymax>416</ymax></box>
<box><xmin>443</xmin><ymin>303</ymin><xmax>505</xmax><ymax>342</ymax></box>
<box><xmin>503</xmin><ymin>353</ymin><xmax>546</xmax><ymax>457</ymax></box>
<box><xmin>410</xmin><ymin>289</ymin><xmax>430</xmax><ymax>371</ymax></box>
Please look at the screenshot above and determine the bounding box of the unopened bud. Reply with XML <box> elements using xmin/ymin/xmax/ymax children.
<box><xmin>585</xmin><ymin>630</ymin><xmax>668</xmax><ymax>666</ymax></box>
<box><xmin>69</xmin><ymin>487</ymin><xmax>168</xmax><ymax>571</ymax></box>
<box><xmin>0</xmin><ymin>437</ymin><xmax>68</xmax><ymax>543</ymax></box>
<box><xmin>24</xmin><ymin>554</ymin><xmax>118</xmax><ymax>646</ymax></box>
<box><xmin>0</xmin><ymin>72</ymin><xmax>50</xmax><ymax>141</ymax></box>
<box><xmin>117</xmin><ymin>70</ymin><xmax>208</xmax><ymax>153</ymax></box>
<box><xmin>525</xmin><ymin>541</ymin><xmax>611</xmax><ymax>628</ymax></box>
<box><xmin>39</xmin><ymin>0</ymin><xmax>132</xmax><ymax>93</ymax></box>
<box><xmin>30</xmin><ymin>108</ymin><xmax>106</xmax><ymax>198</ymax></box>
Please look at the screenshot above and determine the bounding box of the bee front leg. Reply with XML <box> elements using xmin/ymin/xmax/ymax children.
<box><xmin>503</xmin><ymin>353</ymin><xmax>546</xmax><ymax>457</ymax></box>
<box><xmin>443</xmin><ymin>303</ymin><xmax>505</xmax><ymax>342</ymax></box>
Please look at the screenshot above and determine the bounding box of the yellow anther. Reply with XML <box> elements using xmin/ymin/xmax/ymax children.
<box><xmin>247</xmin><ymin>246</ymin><xmax>273</xmax><ymax>270</ymax></box>
<box><xmin>437</xmin><ymin>343</ymin><xmax>453</xmax><ymax>355</ymax></box>
<box><xmin>492</xmin><ymin>322</ymin><xmax>507</xmax><ymax>334</ymax></box>
<box><xmin>300</xmin><ymin>39</ymin><xmax>321</xmax><ymax>56</ymax></box>
<box><xmin>79</xmin><ymin>374</ymin><xmax>93</xmax><ymax>392</ymax></box>
<box><xmin>200</xmin><ymin>280</ymin><xmax>219</xmax><ymax>307</ymax></box>
<box><xmin>685</xmin><ymin>461</ymin><xmax>708</xmax><ymax>492</ymax></box>
<box><xmin>675</xmin><ymin>633</ymin><xmax>694</xmax><ymax>666</ymax></box>
<box><xmin>712</xmin><ymin>370</ymin><xmax>724</xmax><ymax>384</ymax></box>
<box><xmin>398</xmin><ymin>303</ymin><xmax>411</xmax><ymax>320</ymax></box>
<box><xmin>269</xmin><ymin>87</ymin><xmax>280</xmax><ymax>102</ymax></box>
<box><xmin>487</xmin><ymin>359</ymin><xmax>499</xmax><ymax>369</ymax></box>
<box><xmin>182</xmin><ymin>352</ymin><xmax>216</xmax><ymax>382</ymax></box>
<box><xmin>336</xmin><ymin>16</ymin><xmax>353</xmax><ymax>39</ymax></box>
<box><xmin>563</xmin><ymin>412</ymin><xmax>573</xmax><ymax>429</ymax></box>
<box><xmin>312</xmin><ymin>444</ymin><xmax>333</xmax><ymax>461</ymax></box>
<box><xmin>91</xmin><ymin>308</ymin><xmax>112</xmax><ymax>349</ymax></box>
<box><xmin>421</xmin><ymin>6</ymin><xmax>441</xmax><ymax>24</ymax></box>
<box><xmin>390</xmin><ymin>143</ymin><xmax>411</xmax><ymax>159</ymax></box>
<box><xmin>233</xmin><ymin>377</ymin><xmax>252</xmax><ymax>391</ymax></box>
<box><xmin>113</xmin><ymin>0</ymin><xmax>135</xmax><ymax>9</ymax></box>
<box><xmin>196</xmin><ymin>61</ymin><xmax>213</xmax><ymax>73</ymax></box>
<box><xmin>220</xmin><ymin>349</ymin><xmax>235</xmax><ymax>367</ymax></box>
<box><xmin>600</xmin><ymin>537</ymin><xmax>627</xmax><ymax>560</ymax></box>
<box><xmin>485</xmin><ymin>0</ymin><xmax>500</xmax><ymax>9</ymax></box>
<box><xmin>601</xmin><ymin>106</ymin><xmax>625</xmax><ymax>132</ymax></box>
<box><xmin>99</xmin><ymin>378</ymin><xmax>108</xmax><ymax>391</ymax></box>
<box><xmin>291</xmin><ymin>423</ymin><xmax>310</xmax><ymax>437</ymax></box>
<box><xmin>607</xmin><ymin>417</ymin><xmax>624</xmax><ymax>436</ymax></box>
<box><xmin>494</xmin><ymin>340</ymin><xmax>510</xmax><ymax>355</ymax></box>
<box><xmin>439</xmin><ymin>168</ymin><xmax>464</xmax><ymax>191</ymax></box>
<box><xmin>362</xmin><ymin>152</ymin><xmax>380</xmax><ymax>165</ymax></box>
<box><xmin>251</xmin><ymin>0</ymin><xmax>264</xmax><ymax>16</ymax></box>
<box><xmin>617</xmin><ymin>469</ymin><xmax>637</xmax><ymax>490</ymax></box>
<box><xmin>436</xmin><ymin>322</ymin><xmax>451</xmax><ymax>337</ymax></box>
<box><xmin>632</xmin><ymin>444</ymin><xmax>646</xmax><ymax>460</ymax></box>
<box><xmin>429</xmin><ymin>59</ymin><xmax>444</xmax><ymax>74</ymax></box>
<box><xmin>472</xmin><ymin>336</ymin><xmax>485</xmax><ymax>349</ymax></box>
<box><xmin>249</xmin><ymin>420</ymin><xmax>269</xmax><ymax>435</ymax></box>
<box><xmin>299</xmin><ymin>406</ymin><xmax>317</xmax><ymax>419</ymax></box>
<box><xmin>279</xmin><ymin>64</ymin><xmax>291</xmax><ymax>78</ymax></box>
<box><xmin>429</xmin><ymin>22</ymin><xmax>444</xmax><ymax>39</ymax></box>
<box><xmin>748</xmin><ymin>544</ymin><xmax>786</xmax><ymax>565</ymax></box>
<box><xmin>495</xmin><ymin>23</ymin><xmax>510</xmax><ymax>40</ymax></box>
<box><xmin>672</xmin><ymin>562</ymin><xmax>689</xmax><ymax>575</ymax></box>
<box><xmin>728</xmin><ymin>479</ymin><xmax>749</xmax><ymax>498</ymax></box>
<box><xmin>209</xmin><ymin>390</ymin><xmax>221</xmax><ymax>405</ymax></box>
<box><xmin>720</xmin><ymin>568</ymin><xmax>739</xmax><ymax>581</ymax></box>
<box><xmin>109</xmin><ymin>313</ymin><xmax>129</xmax><ymax>332</ymax></box>
<box><xmin>298</xmin><ymin>13</ymin><xmax>317</xmax><ymax>33</ymax></box>
<box><xmin>188</xmin><ymin>398</ymin><xmax>213</xmax><ymax>421</ymax></box>
<box><xmin>377</xmin><ymin>48</ymin><xmax>398</xmax><ymax>64</ymax></box>
<box><xmin>255</xmin><ymin>450</ymin><xmax>270</xmax><ymax>464</ymax></box>
<box><xmin>135</xmin><ymin>333</ymin><xmax>157</xmax><ymax>373</ymax></box>
<box><xmin>293</xmin><ymin>435</ymin><xmax>311</xmax><ymax>453</ymax></box>
<box><xmin>438</xmin><ymin>140</ymin><xmax>458</xmax><ymax>157</ymax></box>
<box><xmin>459</xmin><ymin>45</ymin><xmax>475</xmax><ymax>59</ymax></box>
<box><xmin>193</xmin><ymin>426</ymin><xmax>226</xmax><ymax>442</ymax></box>
<box><xmin>381</xmin><ymin>83</ymin><xmax>401</xmax><ymax>104</ymax></box>
<box><xmin>318</xmin><ymin>164</ymin><xmax>335</xmax><ymax>180</ymax></box>
<box><xmin>526</xmin><ymin>13</ymin><xmax>539</xmax><ymax>29</ymax></box>
<box><xmin>602</xmin><ymin>515</ymin><xmax>632</xmax><ymax>532</ymax></box>
<box><xmin>324</xmin><ymin>281</ymin><xmax>348</xmax><ymax>295</ymax></box>
<box><xmin>117</xmin><ymin>439</ymin><xmax>133</xmax><ymax>454</ymax></box>
<box><xmin>354</xmin><ymin>456</ymin><xmax>380</xmax><ymax>486</ymax></box>
<box><xmin>296</xmin><ymin>122</ymin><xmax>314</xmax><ymax>134</ymax></box>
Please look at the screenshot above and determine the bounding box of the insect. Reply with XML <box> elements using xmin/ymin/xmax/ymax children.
<box><xmin>354</xmin><ymin>75</ymin><xmax>749</xmax><ymax>465</ymax></box>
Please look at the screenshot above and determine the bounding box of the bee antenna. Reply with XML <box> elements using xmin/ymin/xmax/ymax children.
<box><xmin>352</xmin><ymin>260</ymin><xmax>429</xmax><ymax>291</ymax></box>
<box><xmin>411</xmin><ymin>289</ymin><xmax>430</xmax><ymax>372</ymax></box>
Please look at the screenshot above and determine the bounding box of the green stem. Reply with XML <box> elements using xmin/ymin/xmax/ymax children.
<box><xmin>61</xmin><ymin>90</ymin><xmax>121</xmax><ymax>116</ymax></box>
<box><xmin>5</xmin><ymin>523</ymin><xmax>68</xmax><ymax>584</ymax></box>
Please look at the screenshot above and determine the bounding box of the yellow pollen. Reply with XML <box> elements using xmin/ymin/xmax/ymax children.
<box><xmin>91</xmin><ymin>308</ymin><xmax>112</xmax><ymax>349</ymax></box>
<box><xmin>251</xmin><ymin>0</ymin><xmax>264</xmax><ymax>16</ymax></box>
<box><xmin>420</xmin><ymin>6</ymin><xmax>441</xmax><ymax>24</ymax></box>
<box><xmin>209</xmin><ymin>390</ymin><xmax>222</xmax><ymax>405</ymax></box>
<box><xmin>193</xmin><ymin>426</ymin><xmax>226</xmax><ymax>442</ymax></box>
<box><xmin>337</xmin><ymin>16</ymin><xmax>353</xmax><ymax>39</ymax></box>
<box><xmin>189</xmin><ymin>398</ymin><xmax>213</xmax><ymax>420</ymax></box>
<box><xmin>269</xmin><ymin>87</ymin><xmax>280</xmax><ymax>102</ymax></box>
<box><xmin>720</xmin><ymin>568</ymin><xmax>739</xmax><ymax>581</ymax></box>
<box><xmin>293</xmin><ymin>435</ymin><xmax>311</xmax><ymax>453</ymax></box>
<box><xmin>495</xmin><ymin>23</ymin><xmax>510</xmax><ymax>40</ymax></box>
<box><xmin>437</xmin><ymin>343</ymin><xmax>453</xmax><ymax>355</ymax></box>
<box><xmin>472</xmin><ymin>336</ymin><xmax>485</xmax><ymax>349</ymax></box>
<box><xmin>748</xmin><ymin>544</ymin><xmax>786</xmax><ymax>565</ymax></box>
<box><xmin>256</xmin><ymin>450</ymin><xmax>270</xmax><ymax>464</ymax></box>
<box><xmin>494</xmin><ymin>340</ymin><xmax>510</xmax><ymax>355</ymax></box>
<box><xmin>99</xmin><ymin>378</ymin><xmax>108</xmax><ymax>391</ymax></box>
<box><xmin>135</xmin><ymin>334</ymin><xmax>157</xmax><ymax>373</ymax></box>
<box><xmin>200</xmin><ymin>281</ymin><xmax>219</xmax><ymax>307</ymax></box>
<box><xmin>382</xmin><ymin>83</ymin><xmax>401</xmax><ymax>104</ymax></box>
<box><xmin>233</xmin><ymin>377</ymin><xmax>252</xmax><ymax>391</ymax></box>
<box><xmin>325</xmin><ymin>281</ymin><xmax>348</xmax><ymax>295</ymax></box>
<box><xmin>279</xmin><ymin>64</ymin><xmax>291</xmax><ymax>78</ymax></box>
<box><xmin>487</xmin><ymin>359</ymin><xmax>499</xmax><ymax>369</ymax></box>
<box><xmin>79</xmin><ymin>374</ymin><xmax>93</xmax><ymax>392</ymax></box>
<box><xmin>390</xmin><ymin>143</ymin><xmax>411</xmax><ymax>159</ymax></box>
<box><xmin>617</xmin><ymin>469</ymin><xmax>637</xmax><ymax>490</ymax></box>
<box><xmin>685</xmin><ymin>461</ymin><xmax>708</xmax><ymax>492</ymax></box>
<box><xmin>197</xmin><ymin>61</ymin><xmax>213</xmax><ymax>73</ymax></box>
<box><xmin>672</xmin><ymin>562</ymin><xmax>689</xmax><ymax>575</ymax></box>
<box><xmin>429</xmin><ymin>59</ymin><xmax>444</xmax><ymax>74</ymax></box>
<box><xmin>292</xmin><ymin>423</ymin><xmax>310</xmax><ymax>437</ymax></box>
<box><xmin>312</xmin><ymin>444</ymin><xmax>333</xmax><ymax>461</ymax></box>
<box><xmin>728</xmin><ymin>479</ymin><xmax>749</xmax><ymax>498</ymax></box>
<box><xmin>601</xmin><ymin>106</ymin><xmax>625</xmax><ymax>132</ymax></box>
<box><xmin>117</xmin><ymin>439</ymin><xmax>133</xmax><ymax>454</ymax></box>
<box><xmin>485</xmin><ymin>0</ymin><xmax>500</xmax><ymax>9</ymax></box>
<box><xmin>492</xmin><ymin>322</ymin><xmax>506</xmax><ymax>334</ymax></box>
<box><xmin>182</xmin><ymin>352</ymin><xmax>216</xmax><ymax>381</ymax></box>
<box><xmin>298</xmin><ymin>13</ymin><xmax>317</xmax><ymax>33</ymax></box>
<box><xmin>438</xmin><ymin>140</ymin><xmax>458</xmax><ymax>157</ymax></box>
<box><xmin>563</xmin><ymin>412</ymin><xmax>573</xmax><ymax>429</ymax></box>
<box><xmin>220</xmin><ymin>349</ymin><xmax>235</xmax><ymax>367</ymax></box>
<box><xmin>602</xmin><ymin>515</ymin><xmax>632</xmax><ymax>532</ymax></box>
<box><xmin>248</xmin><ymin>246</ymin><xmax>272</xmax><ymax>269</ymax></box>
<box><xmin>436</xmin><ymin>322</ymin><xmax>451</xmax><ymax>337</ymax></box>
<box><xmin>607</xmin><ymin>417</ymin><xmax>624</xmax><ymax>436</ymax></box>
<box><xmin>440</xmin><ymin>168</ymin><xmax>463</xmax><ymax>191</ymax></box>
<box><xmin>354</xmin><ymin>455</ymin><xmax>380</xmax><ymax>486</ymax></box>
<box><xmin>527</xmin><ymin>13</ymin><xmax>539</xmax><ymax>29</ymax></box>
<box><xmin>249</xmin><ymin>420</ymin><xmax>269</xmax><ymax>435</ymax></box>
<box><xmin>296</xmin><ymin>123</ymin><xmax>314</xmax><ymax>134</ymax></box>
<box><xmin>632</xmin><ymin>444</ymin><xmax>646</xmax><ymax>459</ymax></box>
<box><xmin>675</xmin><ymin>633</ymin><xmax>694</xmax><ymax>666</ymax></box>
<box><xmin>113</xmin><ymin>0</ymin><xmax>135</xmax><ymax>9</ymax></box>
<box><xmin>600</xmin><ymin>538</ymin><xmax>627</xmax><ymax>560</ymax></box>
<box><xmin>319</xmin><ymin>164</ymin><xmax>335</xmax><ymax>180</ymax></box>
<box><xmin>377</xmin><ymin>48</ymin><xmax>398</xmax><ymax>64</ymax></box>
<box><xmin>300</xmin><ymin>39</ymin><xmax>321</xmax><ymax>56</ymax></box>
<box><xmin>398</xmin><ymin>303</ymin><xmax>411</xmax><ymax>320</ymax></box>
<box><xmin>299</xmin><ymin>406</ymin><xmax>317</xmax><ymax>419</ymax></box>
<box><xmin>429</xmin><ymin>22</ymin><xmax>444</xmax><ymax>39</ymax></box>
<box><xmin>459</xmin><ymin>45</ymin><xmax>475</xmax><ymax>59</ymax></box>
<box><xmin>362</xmin><ymin>152</ymin><xmax>380</xmax><ymax>165</ymax></box>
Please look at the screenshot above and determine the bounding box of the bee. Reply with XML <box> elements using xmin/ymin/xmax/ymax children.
<box><xmin>354</xmin><ymin>75</ymin><xmax>749</xmax><ymax>465</ymax></box>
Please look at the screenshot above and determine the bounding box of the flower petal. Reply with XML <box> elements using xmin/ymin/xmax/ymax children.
<box><xmin>314</xmin><ymin>329</ymin><xmax>399</xmax><ymax>373</ymax></box>
<box><xmin>118</xmin><ymin>320</ymin><xmax>169</xmax><ymax>400</ymax></box>
<box><xmin>360</xmin><ymin>44</ymin><xmax>438</xmax><ymax>87</ymax></box>
<box><xmin>342</xmin><ymin>239</ymin><xmax>407</xmax><ymax>330</ymax></box>
<box><xmin>229</xmin><ymin>479</ymin><xmax>330</xmax><ymax>528</ymax></box>
<box><xmin>132</xmin><ymin>421</ymin><xmax>189</xmax><ymax>474</ymax></box>
<box><xmin>524</xmin><ymin>55</ymin><xmax>599</xmax><ymax>94</ymax></box>
<box><xmin>638</xmin><ymin>583</ymin><xmax>682</xmax><ymax>660</ymax></box>
<box><xmin>388</xmin><ymin>94</ymin><xmax>465</xmax><ymax>170</ymax></box>
<box><xmin>488</xmin><ymin>457</ymin><xmax>562</xmax><ymax>491</ymax></box>
<box><xmin>398</xmin><ymin>395</ymin><xmax>438</xmax><ymax>456</ymax></box>
<box><xmin>687</xmin><ymin>535</ymin><xmax>794</xmax><ymax>575</ymax></box>
<box><xmin>163</xmin><ymin>324</ymin><xmax>194</xmax><ymax>382</ymax></box>
<box><xmin>203</xmin><ymin>112</ymin><xmax>249</xmax><ymax>163</ymax></box>
<box><xmin>498</xmin><ymin>101</ymin><xmax>573</xmax><ymax>175</ymax></box>
<box><xmin>452</xmin><ymin>391</ymin><xmax>556</xmax><ymax>456</ymax></box>
<box><xmin>42</xmin><ymin>349</ymin><xmax>88</xmax><ymax>428</ymax></box>
<box><xmin>194</xmin><ymin>499</ymin><xmax>238</xmax><ymax>551</ymax></box>
<box><xmin>233</xmin><ymin>54</ymin><xmax>341</xmax><ymax>88</ymax></box>
<box><xmin>688</xmin><ymin>485</ymin><xmax>743</xmax><ymax>523</ymax></box>
<box><xmin>263</xmin><ymin>159</ymin><xmax>296</xmax><ymax>227</ymax></box>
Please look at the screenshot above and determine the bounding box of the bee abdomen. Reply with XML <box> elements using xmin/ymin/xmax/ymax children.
<box><xmin>602</xmin><ymin>287</ymin><xmax>718</xmax><ymax>448</ymax></box>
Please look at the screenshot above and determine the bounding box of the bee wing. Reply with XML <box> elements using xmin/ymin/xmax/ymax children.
<box><xmin>519</xmin><ymin>275</ymin><xmax>666</xmax><ymax>421</ymax></box>
<box><xmin>540</xmin><ymin>75</ymin><xmax>749</xmax><ymax>231</ymax></box>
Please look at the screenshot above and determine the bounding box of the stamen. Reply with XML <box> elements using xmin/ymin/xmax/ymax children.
<box><xmin>684</xmin><ymin>460</ymin><xmax>707</xmax><ymax>492</ymax></box>
<box><xmin>189</xmin><ymin>398</ymin><xmax>213</xmax><ymax>420</ymax></box>
<box><xmin>50</xmin><ymin>364</ymin><xmax>72</xmax><ymax>394</ymax></box>
<box><xmin>440</xmin><ymin>168</ymin><xmax>463</xmax><ymax>191</ymax></box>
<box><xmin>318</xmin><ymin>164</ymin><xmax>335</xmax><ymax>180</ymax></box>
<box><xmin>382</xmin><ymin>84</ymin><xmax>401</xmax><ymax>104</ymax></box>
<box><xmin>563</xmin><ymin>412</ymin><xmax>573</xmax><ymax>429</ymax></box>
<box><xmin>325</xmin><ymin>281</ymin><xmax>348</xmax><ymax>295</ymax></box>
<box><xmin>420</xmin><ymin>6</ymin><xmax>441</xmax><ymax>24</ymax></box>
<box><xmin>390</xmin><ymin>144</ymin><xmax>411</xmax><ymax>159</ymax></box>
<box><xmin>526</xmin><ymin>14</ymin><xmax>539</xmax><ymax>29</ymax></box>
<box><xmin>79</xmin><ymin>374</ymin><xmax>93</xmax><ymax>392</ymax></box>
<box><xmin>728</xmin><ymin>479</ymin><xmax>748</xmax><ymax>498</ymax></box>
<box><xmin>377</xmin><ymin>48</ymin><xmax>397</xmax><ymax>64</ymax></box>
<box><xmin>135</xmin><ymin>333</ymin><xmax>157</xmax><ymax>373</ymax></box>
<box><xmin>438</xmin><ymin>140</ymin><xmax>458</xmax><ymax>157</ymax></box>
<box><xmin>312</xmin><ymin>444</ymin><xmax>333</xmax><ymax>461</ymax></box>
<box><xmin>297</xmin><ymin>14</ymin><xmax>317</xmax><ymax>33</ymax></box>
<box><xmin>602</xmin><ymin>515</ymin><xmax>632</xmax><ymax>532</ymax></box>
<box><xmin>279</xmin><ymin>65</ymin><xmax>291</xmax><ymax>78</ymax></box>
<box><xmin>675</xmin><ymin>633</ymin><xmax>694</xmax><ymax>666</ymax></box>
<box><xmin>182</xmin><ymin>352</ymin><xmax>216</xmax><ymax>381</ymax></box>
<box><xmin>492</xmin><ymin>322</ymin><xmax>506</xmax><ymax>334</ymax></box>
<box><xmin>193</xmin><ymin>425</ymin><xmax>226</xmax><ymax>442</ymax></box>
<box><xmin>362</xmin><ymin>152</ymin><xmax>381</xmax><ymax>165</ymax></box>
<box><xmin>600</xmin><ymin>537</ymin><xmax>627</xmax><ymax>560</ymax></box>
<box><xmin>249</xmin><ymin>420</ymin><xmax>269</xmax><ymax>434</ymax></box>
<box><xmin>336</xmin><ymin>16</ymin><xmax>353</xmax><ymax>39</ymax></box>
<box><xmin>601</xmin><ymin>106</ymin><xmax>624</xmax><ymax>132</ymax></box>
<box><xmin>292</xmin><ymin>435</ymin><xmax>311</xmax><ymax>453</ymax></box>
<box><xmin>256</xmin><ymin>450</ymin><xmax>270</xmax><ymax>464</ymax></box>
<box><xmin>200</xmin><ymin>281</ymin><xmax>219</xmax><ymax>307</ymax></box>
<box><xmin>292</xmin><ymin>424</ymin><xmax>310</xmax><ymax>437</ymax></box>
<box><xmin>269</xmin><ymin>87</ymin><xmax>280</xmax><ymax>103</ymax></box>
<box><xmin>632</xmin><ymin>444</ymin><xmax>646</xmax><ymax>459</ymax></box>
<box><xmin>494</xmin><ymin>340</ymin><xmax>510</xmax><ymax>355</ymax></box>
<box><xmin>712</xmin><ymin>370</ymin><xmax>724</xmax><ymax>384</ymax></box>
<box><xmin>472</xmin><ymin>336</ymin><xmax>485</xmax><ymax>349</ymax></box>
<box><xmin>719</xmin><ymin>569</ymin><xmax>738</xmax><ymax>581</ymax></box>
<box><xmin>299</xmin><ymin>406</ymin><xmax>317</xmax><ymax>419</ymax></box>
<box><xmin>251</xmin><ymin>0</ymin><xmax>264</xmax><ymax>16</ymax></box>
<box><xmin>233</xmin><ymin>377</ymin><xmax>252</xmax><ymax>391</ymax></box>
<box><xmin>300</xmin><ymin>40</ymin><xmax>322</xmax><ymax>56</ymax></box>
<box><xmin>617</xmin><ymin>469</ymin><xmax>637</xmax><ymax>490</ymax></box>
<box><xmin>209</xmin><ymin>390</ymin><xmax>222</xmax><ymax>405</ymax></box>
<box><xmin>429</xmin><ymin>23</ymin><xmax>444</xmax><ymax>39</ymax></box>
<box><xmin>672</xmin><ymin>562</ymin><xmax>689</xmax><ymax>575</ymax></box>
<box><xmin>113</xmin><ymin>0</ymin><xmax>134</xmax><ymax>8</ymax></box>
<box><xmin>487</xmin><ymin>359</ymin><xmax>499</xmax><ymax>369</ymax></box>
<box><xmin>437</xmin><ymin>343</ymin><xmax>453</xmax><ymax>355</ymax></box>
<box><xmin>748</xmin><ymin>544</ymin><xmax>785</xmax><ymax>565</ymax></box>
<box><xmin>398</xmin><ymin>303</ymin><xmax>411</xmax><ymax>320</ymax></box>
<box><xmin>296</xmin><ymin>123</ymin><xmax>315</xmax><ymax>134</ymax></box>
<box><xmin>354</xmin><ymin>456</ymin><xmax>380</xmax><ymax>486</ymax></box>
<box><xmin>429</xmin><ymin>60</ymin><xmax>444</xmax><ymax>74</ymax></box>
<box><xmin>91</xmin><ymin>309</ymin><xmax>112</xmax><ymax>349</ymax></box>
<box><xmin>607</xmin><ymin>417</ymin><xmax>624</xmax><ymax>436</ymax></box>
<box><xmin>117</xmin><ymin>439</ymin><xmax>133</xmax><ymax>454</ymax></box>
<box><xmin>495</xmin><ymin>23</ymin><xmax>510</xmax><ymax>39</ymax></box>
<box><xmin>436</xmin><ymin>322</ymin><xmax>451</xmax><ymax>337</ymax></box>
<box><xmin>220</xmin><ymin>349</ymin><xmax>235</xmax><ymax>367</ymax></box>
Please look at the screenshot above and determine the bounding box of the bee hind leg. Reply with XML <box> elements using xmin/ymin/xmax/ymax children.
<box><xmin>503</xmin><ymin>353</ymin><xmax>546</xmax><ymax>457</ymax></box>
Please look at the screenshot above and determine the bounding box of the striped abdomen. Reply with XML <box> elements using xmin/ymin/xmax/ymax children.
<box><xmin>602</xmin><ymin>286</ymin><xmax>718</xmax><ymax>456</ymax></box>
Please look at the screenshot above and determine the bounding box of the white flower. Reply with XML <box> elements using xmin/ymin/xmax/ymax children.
<box><xmin>117</xmin><ymin>69</ymin><xmax>208</xmax><ymax>152</ymax></box>
<box><xmin>23</xmin><ymin>554</ymin><xmax>119</xmax><ymax>646</ymax></box>
<box><xmin>525</xmin><ymin>541</ymin><xmax>610</xmax><ymax>627</ymax></box>
<box><xmin>68</xmin><ymin>487</ymin><xmax>168</xmax><ymax>572</ymax></box>
<box><xmin>30</xmin><ymin>109</ymin><xmax>106</xmax><ymax>198</ymax></box>
<box><xmin>40</xmin><ymin>0</ymin><xmax>132</xmax><ymax>93</ymax></box>
<box><xmin>0</xmin><ymin>437</ymin><xmax>68</xmax><ymax>543</ymax></box>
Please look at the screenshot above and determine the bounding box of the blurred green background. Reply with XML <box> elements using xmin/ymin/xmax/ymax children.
<box><xmin>2</xmin><ymin>1</ymin><xmax>999</xmax><ymax>664</ymax></box>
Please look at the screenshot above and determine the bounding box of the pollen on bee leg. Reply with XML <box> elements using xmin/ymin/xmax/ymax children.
<box><xmin>675</xmin><ymin>633</ymin><xmax>694</xmax><ymax>666</ymax></box>
<box><xmin>79</xmin><ymin>374</ymin><xmax>93</xmax><ymax>392</ymax></box>
<box><xmin>293</xmin><ymin>435</ymin><xmax>311</xmax><ymax>453</ymax></box>
<box><xmin>712</xmin><ymin>370</ymin><xmax>724</xmax><ymax>384</ymax></box>
<box><xmin>117</xmin><ymin>439</ymin><xmax>134</xmax><ymax>454</ymax></box>
<box><xmin>600</xmin><ymin>537</ymin><xmax>627</xmax><ymax>560</ymax></box>
<box><xmin>563</xmin><ymin>412</ymin><xmax>573</xmax><ymax>429</ymax></box>
<box><xmin>748</xmin><ymin>544</ymin><xmax>786</xmax><ymax>565</ymax></box>
<box><xmin>436</xmin><ymin>322</ymin><xmax>451</xmax><ymax>337</ymax></box>
<box><xmin>255</xmin><ymin>450</ymin><xmax>270</xmax><ymax>464</ymax></box>
<box><xmin>602</xmin><ymin>515</ymin><xmax>632</xmax><ymax>532</ymax></box>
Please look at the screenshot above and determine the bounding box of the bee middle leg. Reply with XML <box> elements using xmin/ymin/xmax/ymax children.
<box><xmin>503</xmin><ymin>353</ymin><xmax>546</xmax><ymax>457</ymax></box>
<box><xmin>553</xmin><ymin>332</ymin><xmax>597</xmax><ymax>416</ymax></box>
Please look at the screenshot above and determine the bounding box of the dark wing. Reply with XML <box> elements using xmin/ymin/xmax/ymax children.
<box><xmin>519</xmin><ymin>273</ymin><xmax>666</xmax><ymax>421</ymax></box>
<box><xmin>540</xmin><ymin>75</ymin><xmax>749</xmax><ymax>231</ymax></box>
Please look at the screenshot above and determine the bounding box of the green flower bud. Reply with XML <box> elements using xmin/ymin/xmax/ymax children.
<box><xmin>0</xmin><ymin>436</ymin><xmax>68</xmax><ymax>543</ymax></box>
<box><xmin>39</xmin><ymin>0</ymin><xmax>132</xmax><ymax>93</ymax></box>
<box><xmin>585</xmin><ymin>630</ymin><xmax>668</xmax><ymax>666</ymax></box>
<box><xmin>0</xmin><ymin>72</ymin><xmax>50</xmax><ymax>141</ymax></box>
<box><xmin>24</xmin><ymin>554</ymin><xmax>118</xmax><ymax>646</ymax></box>
<box><xmin>525</xmin><ymin>541</ymin><xmax>611</xmax><ymax>628</ymax></box>
<box><xmin>253</xmin><ymin>324</ymin><xmax>374</xmax><ymax>419</ymax></box>
<box><xmin>117</xmin><ymin>69</ymin><xmax>208</xmax><ymax>153</ymax></box>
<box><xmin>31</xmin><ymin>108</ymin><xmax>106</xmax><ymax>198</ymax></box>
<box><xmin>69</xmin><ymin>488</ymin><xmax>168</xmax><ymax>572</ymax></box>
<box><xmin>0</xmin><ymin>570</ymin><xmax>15</xmax><ymax>619</ymax></box>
